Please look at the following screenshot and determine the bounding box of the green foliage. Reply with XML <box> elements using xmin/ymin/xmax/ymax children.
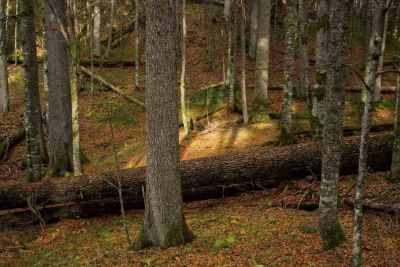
<box><xmin>384</xmin><ymin>174</ymin><xmax>400</xmax><ymax>183</ymax></box>
<box><xmin>213</xmin><ymin>234</ymin><xmax>237</xmax><ymax>251</ymax></box>
<box><xmin>378</xmin><ymin>99</ymin><xmax>395</xmax><ymax>110</ymax></box>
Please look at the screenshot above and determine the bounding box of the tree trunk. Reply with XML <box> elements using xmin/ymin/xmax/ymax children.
<box><xmin>134</xmin><ymin>0</ymin><xmax>140</xmax><ymax>90</ymax></box>
<box><xmin>297</xmin><ymin>0</ymin><xmax>310</xmax><ymax>101</ymax></box>
<box><xmin>280</xmin><ymin>0</ymin><xmax>296</xmax><ymax>144</ymax></box>
<box><xmin>45</xmin><ymin>0</ymin><xmax>73</xmax><ymax>177</ymax></box>
<box><xmin>311</xmin><ymin>0</ymin><xmax>328</xmax><ymax>139</ymax></box>
<box><xmin>391</xmin><ymin>72</ymin><xmax>400</xmax><ymax>180</ymax></box>
<box><xmin>21</xmin><ymin>0</ymin><xmax>43</xmax><ymax>182</ymax></box>
<box><xmin>253</xmin><ymin>0</ymin><xmax>271</xmax><ymax>109</ymax></box>
<box><xmin>103</xmin><ymin>0</ymin><xmax>114</xmax><ymax>59</ymax></box>
<box><xmin>0</xmin><ymin>133</ymin><xmax>393</xmax><ymax>213</ymax></box>
<box><xmin>248</xmin><ymin>0</ymin><xmax>257</xmax><ymax>59</ymax></box>
<box><xmin>137</xmin><ymin>0</ymin><xmax>193</xmax><ymax>249</ymax></box>
<box><xmin>375</xmin><ymin>0</ymin><xmax>390</xmax><ymax>102</ymax></box>
<box><xmin>352</xmin><ymin>4</ymin><xmax>384</xmax><ymax>265</ymax></box>
<box><xmin>180</xmin><ymin>0</ymin><xmax>190</xmax><ymax>136</ymax></box>
<box><xmin>93</xmin><ymin>1</ymin><xmax>101</xmax><ymax>57</ymax></box>
<box><xmin>319</xmin><ymin>0</ymin><xmax>348</xmax><ymax>250</ymax></box>
<box><xmin>0</xmin><ymin>0</ymin><xmax>9</xmax><ymax>112</ymax></box>
<box><xmin>13</xmin><ymin>0</ymin><xmax>18</xmax><ymax>65</ymax></box>
<box><xmin>240</xmin><ymin>0</ymin><xmax>248</xmax><ymax>124</ymax></box>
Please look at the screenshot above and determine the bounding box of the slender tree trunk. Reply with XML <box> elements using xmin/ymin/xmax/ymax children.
<box><xmin>375</xmin><ymin>0</ymin><xmax>390</xmax><ymax>102</ymax></box>
<box><xmin>311</xmin><ymin>0</ymin><xmax>328</xmax><ymax>139</ymax></box>
<box><xmin>280</xmin><ymin>0</ymin><xmax>296</xmax><ymax>144</ymax></box>
<box><xmin>136</xmin><ymin>0</ymin><xmax>194</xmax><ymax>249</ymax></box>
<box><xmin>13</xmin><ymin>0</ymin><xmax>18</xmax><ymax>65</ymax></box>
<box><xmin>180</xmin><ymin>0</ymin><xmax>190</xmax><ymax>136</ymax></box>
<box><xmin>226</xmin><ymin>0</ymin><xmax>237</xmax><ymax>112</ymax></box>
<box><xmin>0</xmin><ymin>0</ymin><xmax>9</xmax><ymax>112</ymax></box>
<box><xmin>93</xmin><ymin>1</ymin><xmax>101</xmax><ymax>57</ymax></box>
<box><xmin>253</xmin><ymin>0</ymin><xmax>271</xmax><ymax>110</ymax></box>
<box><xmin>248</xmin><ymin>0</ymin><xmax>258</xmax><ymax>59</ymax></box>
<box><xmin>87</xmin><ymin>1</ymin><xmax>94</xmax><ymax>94</ymax></box>
<box><xmin>319</xmin><ymin>0</ymin><xmax>348</xmax><ymax>250</ymax></box>
<box><xmin>134</xmin><ymin>0</ymin><xmax>140</xmax><ymax>90</ymax></box>
<box><xmin>351</xmin><ymin>3</ymin><xmax>384</xmax><ymax>265</ymax></box>
<box><xmin>45</xmin><ymin>0</ymin><xmax>74</xmax><ymax>176</ymax></box>
<box><xmin>70</xmin><ymin>0</ymin><xmax>82</xmax><ymax>176</ymax></box>
<box><xmin>21</xmin><ymin>0</ymin><xmax>43</xmax><ymax>181</ymax></box>
<box><xmin>297</xmin><ymin>0</ymin><xmax>310</xmax><ymax>101</ymax></box>
<box><xmin>240</xmin><ymin>0</ymin><xmax>248</xmax><ymax>124</ymax></box>
<box><xmin>104</xmin><ymin>0</ymin><xmax>114</xmax><ymax>59</ymax></box>
<box><xmin>391</xmin><ymin>71</ymin><xmax>400</xmax><ymax>180</ymax></box>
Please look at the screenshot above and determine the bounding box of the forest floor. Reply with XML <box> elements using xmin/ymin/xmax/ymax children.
<box><xmin>0</xmin><ymin>172</ymin><xmax>399</xmax><ymax>266</ymax></box>
<box><xmin>1</xmin><ymin>3</ymin><xmax>400</xmax><ymax>266</ymax></box>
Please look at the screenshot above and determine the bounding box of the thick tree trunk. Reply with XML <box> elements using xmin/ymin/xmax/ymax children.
<box><xmin>0</xmin><ymin>0</ymin><xmax>9</xmax><ymax>113</ymax></box>
<box><xmin>137</xmin><ymin>0</ymin><xmax>193</xmax><ymax>249</ymax></box>
<box><xmin>253</xmin><ymin>0</ymin><xmax>271</xmax><ymax>109</ymax></box>
<box><xmin>0</xmin><ymin>133</ymin><xmax>393</xmax><ymax>212</ymax></box>
<box><xmin>319</xmin><ymin>0</ymin><xmax>348</xmax><ymax>250</ymax></box>
<box><xmin>21</xmin><ymin>0</ymin><xmax>44</xmax><ymax>182</ymax></box>
<box><xmin>45</xmin><ymin>0</ymin><xmax>74</xmax><ymax>177</ymax></box>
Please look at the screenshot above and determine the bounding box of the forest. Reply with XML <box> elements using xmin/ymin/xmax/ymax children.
<box><xmin>0</xmin><ymin>0</ymin><xmax>400</xmax><ymax>266</ymax></box>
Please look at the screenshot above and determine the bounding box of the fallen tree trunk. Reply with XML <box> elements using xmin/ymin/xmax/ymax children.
<box><xmin>344</xmin><ymin>199</ymin><xmax>400</xmax><ymax>214</ymax></box>
<box><xmin>0</xmin><ymin>133</ymin><xmax>393</xmax><ymax>213</ymax></box>
<box><xmin>0</xmin><ymin>129</ymin><xmax>25</xmax><ymax>160</ymax></box>
<box><xmin>78</xmin><ymin>65</ymin><xmax>145</xmax><ymax>108</ymax></box>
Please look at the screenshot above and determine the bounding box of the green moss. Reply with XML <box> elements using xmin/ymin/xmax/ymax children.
<box><xmin>321</xmin><ymin>221</ymin><xmax>345</xmax><ymax>250</ymax></box>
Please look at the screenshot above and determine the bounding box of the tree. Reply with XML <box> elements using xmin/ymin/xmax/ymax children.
<box><xmin>391</xmin><ymin>56</ymin><xmax>400</xmax><ymax>181</ymax></box>
<box><xmin>135</xmin><ymin>0</ymin><xmax>194</xmax><ymax>249</ymax></box>
<box><xmin>45</xmin><ymin>0</ymin><xmax>73</xmax><ymax>176</ymax></box>
<box><xmin>311</xmin><ymin>0</ymin><xmax>328</xmax><ymax>139</ymax></box>
<box><xmin>297</xmin><ymin>0</ymin><xmax>310</xmax><ymax>101</ymax></box>
<box><xmin>248</xmin><ymin>0</ymin><xmax>258</xmax><ymax>59</ymax></box>
<box><xmin>253</xmin><ymin>0</ymin><xmax>271</xmax><ymax>110</ymax></box>
<box><xmin>0</xmin><ymin>0</ymin><xmax>9</xmax><ymax>112</ymax></box>
<box><xmin>21</xmin><ymin>0</ymin><xmax>44</xmax><ymax>181</ymax></box>
<box><xmin>240</xmin><ymin>0</ymin><xmax>248</xmax><ymax>124</ymax></box>
<box><xmin>319</xmin><ymin>0</ymin><xmax>348</xmax><ymax>250</ymax></box>
<box><xmin>280</xmin><ymin>0</ymin><xmax>296</xmax><ymax>144</ymax></box>
<box><xmin>93</xmin><ymin>0</ymin><xmax>101</xmax><ymax>57</ymax></box>
<box><xmin>351</xmin><ymin>1</ymin><xmax>385</xmax><ymax>265</ymax></box>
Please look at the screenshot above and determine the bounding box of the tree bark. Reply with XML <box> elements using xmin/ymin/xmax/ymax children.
<box><xmin>0</xmin><ymin>133</ymin><xmax>393</xmax><ymax>212</ymax></box>
<box><xmin>253</xmin><ymin>0</ymin><xmax>271</xmax><ymax>109</ymax></box>
<box><xmin>311</xmin><ymin>0</ymin><xmax>328</xmax><ymax>139</ymax></box>
<box><xmin>297</xmin><ymin>0</ymin><xmax>310</xmax><ymax>101</ymax></box>
<box><xmin>93</xmin><ymin>1</ymin><xmax>101</xmax><ymax>57</ymax></box>
<box><xmin>280</xmin><ymin>0</ymin><xmax>296</xmax><ymax>143</ymax></box>
<box><xmin>240</xmin><ymin>0</ymin><xmax>248</xmax><ymax>124</ymax></box>
<box><xmin>391</xmin><ymin>71</ymin><xmax>400</xmax><ymax>180</ymax></box>
<box><xmin>319</xmin><ymin>0</ymin><xmax>348</xmax><ymax>250</ymax></box>
<box><xmin>0</xmin><ymin>0</ymin><xmax>9</xmax><ymax>113</ymax></box>
<box><xmin>248</xmin><ymin>0</ymin><xmax>257</xmax><ymax>59</ymax></box>
<box><xmin>137</xmin><ymin>0</ymin><xmax>193</xmax><ymax>249</ymax></box>
<box><xmin>21</xmin><ymin>0</ymin><xmax>44</xmax><ymax>182</ymax></box>
<box><xmin>180</xmin><ymin>0</ymin><xmax>190</xmax><ymax>136</ymax></box>
<box><xmin>45</xmin><ymin>0</ymin><xmax>74</xmax><ymax>177</ymax></box>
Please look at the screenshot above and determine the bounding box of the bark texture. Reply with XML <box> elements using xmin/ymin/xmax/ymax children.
<box><xmin>391</xmin><ymin>72</ymin><xmax>400</xmax><ymax>180</ymax></box>
<box><xmin>138</xmin><ymin>0</ymin><xmax>193</xmax><ymax>249</ymax></box>
<box><xmin>21</xmin><ymin>0</ymin><xmax>43</xmax><ymax>181</ymax></box>
<box><xmin>0</xmin><ymin>0</ymin><xmax>9</xmax><ymax>112</ymax></box>
<box><xmin>319</xmin><ymin>0</ymin><xmax>348</xmax><ymax>250</ymax></box>
<box><xmin>297</xmin><ymin>0</ymin><xmax>310</xmax><ymax>101</ymax></box>
<box><xmin>0</xmin><ymin>133</ymin><xmax>393</xmax><ymax>213</ymax></box>
<box><xmin>253</xmin><ymin>0</ymin><xmax>271</xmax><ymax>108</ymax></box>
<box><xmin>45</xmin><ymin>0</ymin><xmax>73</xmax><ymax>176</ymax></box>
<box><xmin>248</xmin><ymin>0</ymin><xmax>258</xmax><ymax>59</ymax></box>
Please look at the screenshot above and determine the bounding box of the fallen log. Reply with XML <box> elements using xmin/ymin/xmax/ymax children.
<box><xmin>78</xmin><ymin>65</ymin><xmax>145</xmax><ymax>108</ymax></box>
<box><xmin>0</xmin><ymin>133</ymin><xmax>393</xmax><ymax>213</ymax></box>
<box><xmin>344</xmin><ymin>199</ymin><xmax>400</xmax><ymax>214</ymax></box>
<box><xmin>0</xmin><ymin>129</ymin><xmax>25</xmax><ymax>160</ymax></box>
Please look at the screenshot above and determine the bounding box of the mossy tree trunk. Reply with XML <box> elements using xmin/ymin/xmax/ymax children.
<box><xmin>45</xmin><ymin>0</ymin><xmax>74</xmax><ymax>177</ymax></box>
<box><xmin>248</xmin><ymin>0</ymin><xmax>258</xmax><ymax>59</ymax></box>
<box><xmin>319</xmin><ymin>0</ymin><xmax>349</xmax><ymax>251</ymax></box>
<box><xmin>391</xmin><ymin>69</ymin><xmax>400</xmax><ymax>181</ymax></box>
<box><xmin>136</xmin><ymin>0</ymin><xmax>194</xmax><ymax>249</ymax></box>
<box><xmin>21</xmin><ymin>0</ymin><xmax>44</xmax><ymax>181</ymax></box>
<box><xmin>0</xmin><ymin>0</ymin><xmax>9</xmax><ymax>113</ymax></box>
<box><xmin>297</xmin><ymin>0</ymin><xmax>310</xmax><ymax>101</ymax></box>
